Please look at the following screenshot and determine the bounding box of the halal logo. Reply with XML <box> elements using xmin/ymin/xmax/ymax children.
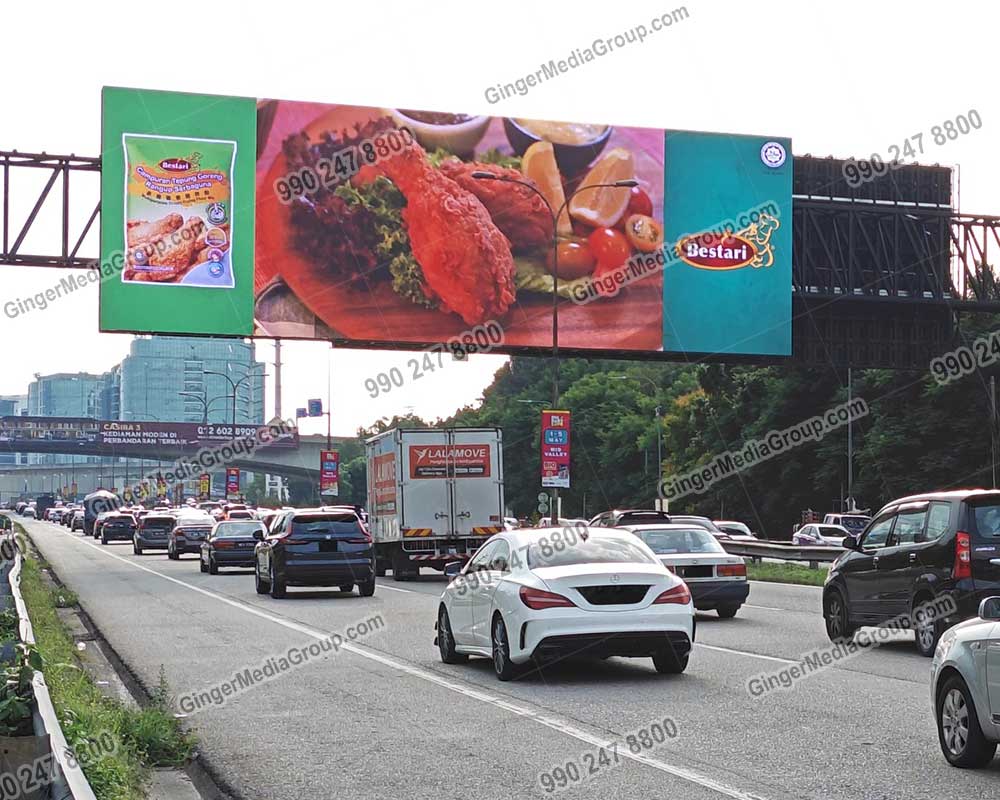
<box><xmin>760</xmin><ymin>141</ymin><xmax>787</xmax><ymax>169</ymax></box>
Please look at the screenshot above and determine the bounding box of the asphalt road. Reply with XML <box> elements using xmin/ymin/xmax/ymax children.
<box><xmin>18</xmin><ymin>517</ymin><xmax>1000</xmax><ymax>799</ymax></box>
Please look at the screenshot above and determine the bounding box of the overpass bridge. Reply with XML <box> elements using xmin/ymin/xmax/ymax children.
<box><xmin>0</xmin><ymin>433</ymin><xmax>355</xmax><ymax>499</ymax></box>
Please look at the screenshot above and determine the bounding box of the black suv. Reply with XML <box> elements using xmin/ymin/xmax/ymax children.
<box><xmin>100</xmin><ymin>513</ymin><xmax>136</xmax><ymax>545</ymax></box>
<box><xmin>254</xmin><ymin>509</ymin><xmax>375</xmax><ymax>599</ymax></box>
<box><xmin>589</xmin><ymin>509</ymin><xmax>672</xmax><ymax>527</ymax></box>
<box><xmin>823</xmin><ymin>489</ymin><xmax>1000</xmax><ymax>656</ymax></box>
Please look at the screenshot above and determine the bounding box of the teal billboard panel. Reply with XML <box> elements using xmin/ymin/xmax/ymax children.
<box><xmin>662</xmin><ymin>131</ymin><xmax>792</xmax><ymax>357</ymax></box>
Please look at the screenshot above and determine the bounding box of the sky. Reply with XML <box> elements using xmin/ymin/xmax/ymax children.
<box><xmin>0</xmin><ymin>0</ymin><xmax>996</xmax><ymax>437</ymax></box>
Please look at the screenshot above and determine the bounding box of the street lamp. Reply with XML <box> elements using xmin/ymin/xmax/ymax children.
<box><xmin>178</xmin><ymin>392</ymin><xmax>230</xmax><ymax>425</ymax></box>
<box><xmin>205</xmin><ymin>365</ymin><xmax>266</xmax><ymax>427</ymax></box>
<box><xmin>471</xmin><ymin>171</ymin><xmax>637</xmax><ymax>524</ymax></box>
<box><xmin>610</xmin><ymin>375</ymin><xmax>664</xmax><ymax>508</ymax></box>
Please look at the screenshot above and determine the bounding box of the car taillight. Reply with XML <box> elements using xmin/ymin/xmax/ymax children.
<box><xmin>346</xmin><ymin>526</ymin><xmax>372</xmax><ymax>544</ymax></box>
<box><xmin>717</xmin><ymin>563</ymin><xmax>747</xmax><ymax>578</ymax></box>
<box><xmin>653</xmin><ymin>584</ymin><xmax>692</xmax><ymax>605</ymax></box>
<box><xmin>953</xmin><ymin>531</ymin><xmax>972</xmax><ymax>579</ymax></box>
<box><xmin>214</xmin><ymin>540</ymin><xmax>233</xmax><ymax>549</ymax></box>
<box><xmin>519</xmin><ymin>586</ymin><xmax>575</xmax><ymax>610</ymax></box>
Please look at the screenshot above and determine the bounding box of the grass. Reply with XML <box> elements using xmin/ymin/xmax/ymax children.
<box><xmin>747</xmin><ymin>561</ymin><xmax>829</xmax><ymax>587</ymax></box>
<box><xmin>14</xmin><ymin>524</ymin><xmax>196</xmax><ymax>800</ymax></box>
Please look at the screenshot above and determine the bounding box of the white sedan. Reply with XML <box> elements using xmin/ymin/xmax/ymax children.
<box><xmin>792</xmin><ymin>523</ymin><xmax>851</xmax><ymax>547</ymax></box>
<box><xmin>435</xmin><ymin>527</ymin><xmax>694</xmax><ymax>681</ymax></box>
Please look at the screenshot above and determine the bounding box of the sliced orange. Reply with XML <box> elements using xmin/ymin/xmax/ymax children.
<box><xmin>521</xmin><ymin>141</ymin><xmax>572</xmax><ymax>236</ymax></box>
<box><xmin>568</xmin><ymin>147</ymin><xmax>635</xmax><ymax>228</ymax></box>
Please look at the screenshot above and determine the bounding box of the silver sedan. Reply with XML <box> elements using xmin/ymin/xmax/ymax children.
<box><xmin>930</xmin><ymin>596</ymin><xmax>1000</xmax><ymax>767</ymax></box>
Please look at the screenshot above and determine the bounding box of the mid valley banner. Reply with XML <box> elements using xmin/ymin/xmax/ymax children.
<box><xmin>100</xmin><ymin>87</ymin><xmax>792</xmax><ymax>357</ymax></box>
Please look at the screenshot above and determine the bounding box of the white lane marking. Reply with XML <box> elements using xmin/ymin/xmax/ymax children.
<box><xmin>44</xmin><ymin>525</ymin><xmax>771</xmax><ymax>800</ymax></box>
<box><xmin>375</xmin><ymin>584</ymin><xmax>420</xmax><ymax>594</ymax></box>
<box><xmin>695</xmin><ymin>643</ymin><xmax>796</xmax><ymax>665</ymax></box>
<box><xmin>744</xmin><ymin>604</ymin><xmax>817</xmax><ymax>614</ymax></box>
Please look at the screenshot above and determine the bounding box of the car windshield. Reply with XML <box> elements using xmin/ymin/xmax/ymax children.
<box><xmin>818</xmin><ymin>526</ymin><xmax>846</xmax><ymax>537</ymax></box>
<box><xmin>637</xmin><ymin>528</ymin><xmax>725</xmax><ymax>554</ymax></box>
<box><xmin>215</xmin><ymin>522</ymin><xmax>263</xmax><ymax>537</ymax></box>
<box><xmin>142</xmin><ymin>518</ymin><xmax>174</xmax><ymax>531</ymax></box>
<box><xmin>839</xmin><ymin>517</ymin><xmax>870</xmax><ymax>532</ymax></box>
<box><xmin>527</xmin><ymin>536</ymin><xmax>658</xmax><ymax>569</ymax></box>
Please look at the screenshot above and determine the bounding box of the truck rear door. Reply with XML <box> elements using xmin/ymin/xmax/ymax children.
<box><xmin>400</xmin><ymin>430</ymin><xmax>453</xmax><ymax>537</ymax></box>
<box><xmin>449</xmin><ymin>429</ymin><xmax>503</xmax><ymax>538</ymax></box>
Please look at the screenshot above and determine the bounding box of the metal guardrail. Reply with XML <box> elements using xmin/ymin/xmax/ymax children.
<box><xmin>722</xmin><ymin>539</ymin><xmax>846</xmax><ymax>569</ymax></box>
<box><xmin>4</xmin><ymin>523</ymin><xmax>97</xmax><ymax>800</ymax></box>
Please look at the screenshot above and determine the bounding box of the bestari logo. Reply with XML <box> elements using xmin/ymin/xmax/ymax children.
<box><xmin>678</xmin><ymin>233</ymin><xmax>757</xmax><ymax>270</ymax></box>
<box><xmin>159</xmin><ymin>158</ymin><xmax>192</xmax><ymax>172</ymax></box>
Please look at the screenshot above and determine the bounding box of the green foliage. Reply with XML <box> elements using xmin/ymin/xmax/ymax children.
<box><xmin>17</xmin><ymin>549</ymin><xmax>196</xmax><ymax>799</ymax></box>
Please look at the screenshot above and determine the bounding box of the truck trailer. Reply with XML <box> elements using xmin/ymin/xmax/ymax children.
<box><xmin>365</xmin><ymin>427</ymin><xmax>504</xmax><ymax>579</ymax></box>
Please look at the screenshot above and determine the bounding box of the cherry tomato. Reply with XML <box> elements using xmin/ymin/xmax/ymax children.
<box><xmin>623</xmin><ymin>214</ymin><xmax>664</xmax><ymax>253</ymax></box>
<box><xmin>547</xmin><ymin>238</ymin><xmax>596</xmax><ymax>279</ymax></box>
<box><xmin>588</xmin><ymin>227</ymin><xmax>631</xmax><ymax>270</ymax></box>
<box><xmin>627</xmin><ymin>186</ymin><xmax>653</xmax><ymax>218</ymax></box>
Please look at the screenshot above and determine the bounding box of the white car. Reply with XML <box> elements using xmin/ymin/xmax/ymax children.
<box><xmin>714</xmin><ymin>520</ymin><xmax>758</xmax><ymax>541</ymax></box>
<box><xmin>792</xmin><ymin>523</ymin><xmax>850</xmax><ymax>547</ymax></box>
<box><xmin>435</xmin><ymin>528</ymin><xmax>694</xmax><ymax>681</ymax></box>
<box><xmin>620</xmin><ymin>524</ymin><xmax>750</xmax><ymax>618</ymax></box>
<box><xmin>931</xmin><ymin>596</ymin><xmax>1000</xmax><ymax>767</ymax></box>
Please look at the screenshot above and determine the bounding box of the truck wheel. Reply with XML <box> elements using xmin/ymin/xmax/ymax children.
<box><xmin>392</xmin><ymin>550</ymin><xmax>412</xmax><ymax>582</ymax></box>
<box><xmin>375</xmin><ymin>561</ymin><xmax>387</xmax><ymax>578</ymax></box>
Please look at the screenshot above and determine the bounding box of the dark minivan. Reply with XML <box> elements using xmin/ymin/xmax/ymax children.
<box><xmin>254</xmin><ymin>510</ymin><xmax>375</xmax><ymax>599</ymax></box>
<box><xmin>823</xmin><ymin>489</ymin><xmax>1000</xmax><ymax>656</ymax></box>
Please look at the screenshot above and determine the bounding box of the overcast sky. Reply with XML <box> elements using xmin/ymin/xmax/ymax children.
<box><xmin>1</xmin><ymin>0</ymin><xmax>995</xmax><ymax>436</ymax></box>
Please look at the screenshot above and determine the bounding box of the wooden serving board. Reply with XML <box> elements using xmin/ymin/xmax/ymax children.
<box><xmin>254</xmin><ymin>101</ymin><xmax>664</xmax><ymax>351</ymax></box>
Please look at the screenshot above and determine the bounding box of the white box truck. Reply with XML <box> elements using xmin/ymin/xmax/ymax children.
<box><xmin>365</xmin><ymin>427</ymin><xmax>504</xmax><ymax>579</ymax></box>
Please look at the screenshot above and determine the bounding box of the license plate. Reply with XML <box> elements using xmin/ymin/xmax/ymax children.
<box><xmin>238</xmin><ymin>542</ymin><xmax>254</xmax><ymax>548</ymax></box>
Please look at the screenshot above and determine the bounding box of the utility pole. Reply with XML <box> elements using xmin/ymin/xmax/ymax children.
<box><xmin>992</xmin><ymin>375</ymin><xmax>997</xmax><ymax>489</ymax></box>
<box><xmin>274</xmin><ymin>339</ymin><xmax>283</xmax><ymax>419</ymax></box>
<box><xmin>846</xmin><ymin>366</ymin><xmax>854</xmax><ymax>511</ymax></box>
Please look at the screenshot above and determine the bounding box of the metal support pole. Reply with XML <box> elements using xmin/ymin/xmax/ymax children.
<box><xmin>846</xmin><ymin>366</ymin><xmax>853</xmax><ymax>510</ymax></box>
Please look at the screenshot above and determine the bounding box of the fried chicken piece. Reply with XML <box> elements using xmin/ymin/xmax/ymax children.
<box><xmin>126</xmin><ymin>216</ymin><xmax>205</xmax><ymax>280</ymax></box>
<box><xmin>438</xmin><ymin>160</ymin><xmax>553</xmax><ymax>251</ymax></box>
<box><xmin>126</xmin><ymin>214</ymin><xmax>183</xmax><ymax>249</ymax></box>
<box><xmin>380</xmin><ymin>145</ymin><xmax>516</xmax><ymax>325</ymax></box>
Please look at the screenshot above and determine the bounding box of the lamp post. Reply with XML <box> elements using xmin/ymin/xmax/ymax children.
<box><xmin>610</xmin><ymin>374</ymin><xmax>664</xmax><ymax>508</ymax></box>
<box><xmin>471</xmin><ymin>172</ymin><xmax>637</xmax><ymax>525</ymax></box>
<box><xmin>205</xmin><ymin>366</ymin><xmax>266</xmax><ymax>428</ymax></box>
<box><xmin>178</xmin><ymin>392</ymin><xmax>230</xmax><ymax>425</ymax></box>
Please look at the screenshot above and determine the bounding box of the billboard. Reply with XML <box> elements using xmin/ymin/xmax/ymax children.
<box><xmin>101</xmin><ymin>87</ymin><xmax>792</xmax><ymax>358</ymax></box>
<box><xmin>225</xmin><ymin>468</ymin><xmax>240</xmax><ymax>499</ymax></box>
<box><xmin>97</xmin><ymin>420</ymin><xmax>297</xmax><ymax>448</ymax></box>
<box><xmin>540</xmin><ymin>410</ymin><xmax>571</xmax><ymax>488</ymax></box>
<box><xmin>320</xmin><ymin>449</ymin><xmax>339</xmax><ymax>495</ymax></box>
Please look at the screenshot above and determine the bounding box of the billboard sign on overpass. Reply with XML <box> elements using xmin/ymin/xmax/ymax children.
<box><xmin>99</xmin><ymin>87</ymin><xmax>793</xmax><ymax>358</ymax></box>
<box><xmin>0</xmin><ymin>416</ymin><xmax>298</xmax><ymax>449</ymax></box>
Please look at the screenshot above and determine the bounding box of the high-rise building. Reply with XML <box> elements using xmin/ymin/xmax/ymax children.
<box><xmin>120</xmin><ymin>336</ymin><xmax>265</xmax><ymax>424</ymax></box>
<box><xmin>25</xmin><ymin>373</ymin><xmax>108</xmax><ymax>465</ymax></box>
<box><xmin>0</xmin><ymin>395</ymin><xmax>28</xmax><ymax>465</ymax></box>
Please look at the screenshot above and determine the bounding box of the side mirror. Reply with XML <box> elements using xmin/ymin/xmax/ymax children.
<box><xmin>443</xmin><ymin>561</ymin><xmax>463</xmax><ymax>578</ymax></box>
<box><xmin>253</xmin><ymin>530</ymin><xmax>264</xmax><ymax>540</ymax></box>
<box><xmin>978</xmin><ymin>596</ymin><xmax>1000</xmax><ymax>620</ymax></box>
<box><xmin>842</xmin><ymin>536</ymin><xmax>858</xmax><ymax>550</ymax></box>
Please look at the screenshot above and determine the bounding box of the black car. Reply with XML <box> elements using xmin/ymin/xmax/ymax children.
<box><xmin>588</xmin><ymin>509</ymin><xmax>672</xmax><ymax>527</ymax></box>
<box><xmin>168</xmin><ymin>515</ymin><xmax>215</xmax><ymax>560</ymax></box>
<box><xmin>823</xmin><ymin>489</ymin><xmax>1000</xmax><ymax>656</ymax></box>
<box><xmin>201</xmin><ymin>520</ymin><xmax>264</xmax><ymax>574</ymax></box>
<box><xmin>133</xmin><ymin>513</ymin><xmax>175</xmax><ymax>554</ymax></box>
<box><xmin>254</xmin><ymin>510</ymin><xmax>375</xmax><ymax>599</ymax></box>
<box><xmin>100</xmin><ymin>513</ymin><xmax>137</xmax><ymax>545</ymax></box>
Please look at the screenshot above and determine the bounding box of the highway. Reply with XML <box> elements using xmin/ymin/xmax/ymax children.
<box><xmin>18</xmin><ymin>516</ymin><xmax>1000</xmax><ymax>799</ymax></box>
